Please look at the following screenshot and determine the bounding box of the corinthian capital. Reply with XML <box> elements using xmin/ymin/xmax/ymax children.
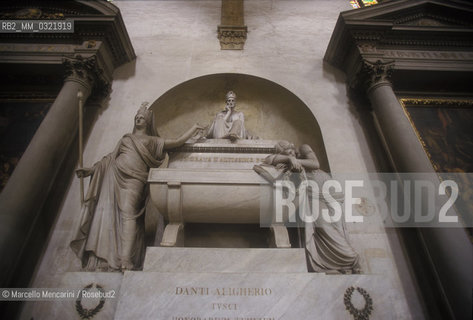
<box><xmin>63</xmin><ymin>55</ymin><xmax>110</xmax><ymax>96</ymax></box>
<box><xmin>360</xmin><ymin>60</ymin><xmax>395</xmax><ymax>93</ymax></box>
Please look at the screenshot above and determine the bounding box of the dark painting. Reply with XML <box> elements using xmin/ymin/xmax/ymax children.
<box><xmin>406</xmin><ymin>105</ymin><xmax>473</xmax><ymax>173</ymax></box>
<box><xmin>403</xmin><ymin>99</ymin><xmax>473</xmax><ymax>231</ymax></box>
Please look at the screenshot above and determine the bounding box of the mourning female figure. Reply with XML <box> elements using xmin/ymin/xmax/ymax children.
<box><xmin>261</xmin><ymin>141</ymin><xmax>361</xmax><ymax>274</ymax></box>
<box><xmin>71</xmin><ymin>106</ymin><xmax>203</xmax><ymax>271</ymax></box>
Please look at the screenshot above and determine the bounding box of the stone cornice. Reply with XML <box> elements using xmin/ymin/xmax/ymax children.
<box><xmin>174</xmin><ymin>140</ymin><xmax>277</xmax><ymax>154</ymax></box>
<box><xmin>324</xmin><ymin>0</ymin><xmax>473</xmax><ymax>92</ymax></box>
<box><xmin>0</xmin><ymin>1</ymin><xmax>135</xmax><ymax>68</ymax></box>
<box><xmin>340</xmin><ymin>0</ymin><xmax>473</xmax><ymax>23</ymax></box>
<box><xmin>0</xmin><ymin>4</ymin><xmax>100</xmax><ymax>17</ymax></box>
<box><xmin>176</xmin><ymin>144</ymin><xmax>275</xmax><ymax>154</ymax></box>
<box><xmin>0</xmin><ymin>1</ymin><xmax>133</xmax><ymax>99</ymax></box>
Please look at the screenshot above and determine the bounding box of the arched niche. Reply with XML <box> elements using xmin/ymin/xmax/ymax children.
<box><xmin>150</xmin><ymin>73</ymin><xmax>330</xmax><ymax>171</ymax></box>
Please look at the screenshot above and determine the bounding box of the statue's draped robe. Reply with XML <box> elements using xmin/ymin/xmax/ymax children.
<box><xmin>261</xmin><ymin>155</ymin><xmax>360</xmax><ymax>273</ymax></box>
<box><xmin>71</xmin><ymin>134</ymin><xmax>167</xmax><ymax>270</ymax></box>
<box><xmin>207</xmin><ymin>110</ymin><xmax>247</xmax><ymax>139</ymax></box>
<box><xmin>303</xmin><ymin>169</ymin><xmax>360</xmax><ymax>273</ymax></box>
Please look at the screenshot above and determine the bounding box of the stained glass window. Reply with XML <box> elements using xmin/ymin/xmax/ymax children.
<box><xmin>350</xmin><ymin>0</ymin><xmax>378</xmax><ymax>9</ymax></box>
<box><xmin>350</xmin><ymin>1</ymin><xmax>360</xmax><ymax>8</ymax></box>
<box><xmin>362</xmin><ymin>0</ymin><xmax>378</xmax><ymax>6</ymax></box>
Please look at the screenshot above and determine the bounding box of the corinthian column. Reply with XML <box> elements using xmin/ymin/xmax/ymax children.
<box><xmin>361</xmin><ymin>60</ymin><xmax>432</xmax><ymax>172</ymax></box>
<box><xmin>360</xmin><ymin>60</ymin><xmax>472</xmax><ymax>320</ymax></box>
<box><xmin>0</xmin><ymin>55</ymin><xmax>108</xmax><ymax>287</ymax></box>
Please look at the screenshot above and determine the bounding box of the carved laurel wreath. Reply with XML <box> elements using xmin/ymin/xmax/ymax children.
<box><xmin>75</xmin><ymin>283</ymin><xmax>106</xmax><ymax>319</ymax></box>
<box><xmin>344</xmin><ymin>286</ymin><xmax>373</xmax><ymax>320</ymax></box>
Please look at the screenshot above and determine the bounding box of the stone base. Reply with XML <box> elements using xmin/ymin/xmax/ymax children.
<box><xmin>22</xmin><ymin>248</ymin><xmax>412</xmax><ymax>319</ymax></box>
<box><xmin>115</xmin><ymin>272</ymin><xmax>398</xmax><ymax>319</ymax></box>
<box><xmin>117</xmin><ymin>248</ymin><xmax>407</xmax><ymax>319</ymax></box>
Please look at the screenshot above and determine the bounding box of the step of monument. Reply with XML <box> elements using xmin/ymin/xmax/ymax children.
<box><xmin>143</xmin><ymin>247</ymin><xmax>308</xmax><ymax>273</ymax></box>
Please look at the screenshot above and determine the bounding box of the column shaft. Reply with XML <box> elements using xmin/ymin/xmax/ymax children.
<box><xmin>368</xmin><ymin>83</ymin><xmax>431</xmax><ymax>172</ymax></box>
<box><xmin>366</xmin><ymin>70</ymin><xmax>472</xmax><ymax>320</ymax></box>
<box><xmin>0</xmin><ymin>68</ymin><xmax>92</xmax><ymax>286</ymax></box>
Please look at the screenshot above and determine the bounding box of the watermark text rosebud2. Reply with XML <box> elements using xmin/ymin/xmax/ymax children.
<box><xmin>263</xmin><ymin>173</ymin><xmax>468</xmax><ymax>228</ymax></box>
<box><xmin>274</xmin><ymin>179</ymin><xmax>364</xmax><ymax>224</ymax></box>
<box><xmin>274</xmin><ymin>180</ymin><xmax>364</xmax><ymax>224</ymax></box>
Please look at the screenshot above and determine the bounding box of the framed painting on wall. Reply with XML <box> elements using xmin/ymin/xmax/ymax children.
<box><xmin>400</xmin><ymin>97</ymin><xmax>473</xmax><ymax>235</ymax></box>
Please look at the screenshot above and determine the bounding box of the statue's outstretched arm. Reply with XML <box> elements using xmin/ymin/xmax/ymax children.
<box><xmin>163</xmin><ymin>123</ymin><xmax>205</xmax><ymax>149</ymax></box>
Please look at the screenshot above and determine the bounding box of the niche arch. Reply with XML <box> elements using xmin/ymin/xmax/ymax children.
<box><xmin>150</xmin><ymin>73</ymin><xmax>329</xmax><ymax>171</ymax></box>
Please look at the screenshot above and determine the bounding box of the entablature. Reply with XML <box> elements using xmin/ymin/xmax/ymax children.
<box><xmin>325</xmin><ymin>0</ymin><xmax>473</xmax><ymax>93</ymax></box>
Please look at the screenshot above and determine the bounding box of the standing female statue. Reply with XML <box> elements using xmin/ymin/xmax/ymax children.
<box><xmin>71</xmin><ymin>105</ymin><xmax>204</xmax><ymax>271</ymax></box>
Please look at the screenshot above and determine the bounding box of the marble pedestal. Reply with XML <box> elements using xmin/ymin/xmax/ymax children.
<box><xmin>114</xmin><ymin>247</ymin><xmax>405</xmax><ymax>320</ymax></box>
<box><xmin>22</xmin><ymin>247</ymin><xmax>411</xmax><ymax>319</ymax></box>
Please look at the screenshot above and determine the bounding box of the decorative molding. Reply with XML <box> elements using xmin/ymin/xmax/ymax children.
<box><xmin>217</xmin><ymin>26</ymin><xmax>248</xmax><ymax>50</ymax></box>
<box><xmin>400</xmin><ymin>98</ymin><xmax>473</xmax><ymax>108</ymax></box>
<box><xmin>176</xmin><ymin>143</ymin><xmax>275</xmax><ymax>154</ymax></box>
<box><xmin>325</xmin><ymin>0</ymin><xmax>473</xmax><ymax>82</ymax></box>
<box><xmin>0</xmin><ymin>43</ymin><xmax>76</xmax><ymax>53</ymax></box>
<box><xmin>0</xmin><ymin>3</ymin><xmax>100</xmax><ymax>17</ymax></box>
<box><xmin>352</xmin><ymin>31</ymin><xmax>384</xmax><ymax>42</ymax></box>
<box><xmin>352</xmin><ymin>30</ymin><xmax>473</xmax><ymax>49</ymax></box>
<box><xmin>380</xmin><ymin>50</ymin><xmax>473</xmax><ymax>60</ymax></box>
<box><xmin>393</xmin><ymin>12</ymin><xmax>473</xmax><ymax>27</ymax></box>
<box><xmin>0</xmin><ymin>8</ymin><xmax>65</xmax><ymax>20</ymax></box>
<box><xmin>0</xmin><ymin>3</ymin><xmax>136</xmax><ymax>68</ymax></box>
<box><xmin>0</xmin><ymin>31</ymin><xmax>132</xmax><ymax>68</ymax></box>
<box><xmin>380</xmin><ymin>38</ymin><xmax>473</xmax><ymax>48</ymax></box>
<box><xmin>402</xmin><ymin>17</ymin><xmax>445</xmax><ymax>27</ymax></box>
<box><xmin>358</xmin><ymin>43</ymin><xmax>378</xmax><ymax>54</ymax></box>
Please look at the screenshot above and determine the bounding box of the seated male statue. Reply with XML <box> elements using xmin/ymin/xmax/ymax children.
<box><xmin>206</xmin><ymin>91</ymin><xmax>248</xmax><ymax>141</ymax></box>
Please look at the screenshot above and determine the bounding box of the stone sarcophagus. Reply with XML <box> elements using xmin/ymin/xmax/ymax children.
<box><xmin>148</xmin><ymin>139</ymin><xmax>291</xmax><ymax>248</ymax></box>
<box><xmin>149</xmin><ymin>169</ymin><xmax>267</xmax><ymax>224</ymax></box>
